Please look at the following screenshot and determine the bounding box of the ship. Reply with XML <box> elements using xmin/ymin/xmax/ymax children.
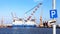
<box><xmin>12</xmin><ymin>17</ymin><xmax>37</xmax><ymax>27</ymax></box>
<box><xmin>0</xmin><ymin>0</ymin><xmax>60</xmax><ymax>28</ymax></box>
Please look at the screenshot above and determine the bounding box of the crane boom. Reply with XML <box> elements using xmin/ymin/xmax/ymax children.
<box><xmin>26</xmin><ymin>3</ymin><xmax>42</xmax><ymax>20</ymax></box>
<box><xmin>25</xmin><ymin>3</ymin><xmax>42</xmax><ymax>14</ymax></box>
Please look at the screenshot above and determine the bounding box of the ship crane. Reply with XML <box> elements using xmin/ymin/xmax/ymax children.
<box><xmin>11</xmin><ymin>12</ymin><xmax>17</xmax><ymax>21</ymax></box>
<box><xmin>25</xmin><ymin>3</ymin><xmax>43</xmax><ymax>27</ymax></box>
<box><xmin>39</xmin><ymin>4</ymin><xmax>44</xmax><ymax>27</ymax></box>
<box><xmin>25</xmin><ymin>3</ymin><xmax>42</xmax><ymax>21</ymax></box>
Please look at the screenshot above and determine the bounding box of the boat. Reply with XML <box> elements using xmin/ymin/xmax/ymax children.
<box><xmin>12</xmin><ymin>17</ymin><xmax>37</xmax><ymax>27</ymax></box>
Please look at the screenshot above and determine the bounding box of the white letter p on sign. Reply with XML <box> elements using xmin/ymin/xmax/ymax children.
<box><xmin>51</xmin><ymin>11</ymin><xmax>56</xmax><ymax>17</ymax></box>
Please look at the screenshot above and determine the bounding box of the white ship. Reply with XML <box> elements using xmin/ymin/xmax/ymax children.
<box><xmin>12</xmin><ymin>17</ymin><xmax>37</xmax><ymax>27</ymax></box>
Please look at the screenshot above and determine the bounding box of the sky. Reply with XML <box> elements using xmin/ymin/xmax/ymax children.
<box><xmin>0</xmin><ymin>0</ymin><xmax>60</xmax><ymax>24</ymax></box>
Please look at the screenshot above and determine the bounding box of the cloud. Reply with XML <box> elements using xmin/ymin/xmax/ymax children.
<box><xmin>33</xmin><ymin>0</ymin><xmax>43</xmax><ymax>2</ymax></box>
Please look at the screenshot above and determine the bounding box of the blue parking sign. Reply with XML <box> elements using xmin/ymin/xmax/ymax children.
<box><xmin>50</xmin><ymin>10</ymin><xmax>58</xmax><ymax>18</ymax></box>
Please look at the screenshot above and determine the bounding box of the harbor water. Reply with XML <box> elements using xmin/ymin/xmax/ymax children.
<box><xmin>0</xmin><ymin>27</ymin><xmax>60</xmax><ymax>34</ymax></box>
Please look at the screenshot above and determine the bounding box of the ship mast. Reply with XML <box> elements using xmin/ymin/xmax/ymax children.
<box><xmin>0</xmin><ymin>17</ymin><xmax>4</xmax><ymax>28</ymax></box>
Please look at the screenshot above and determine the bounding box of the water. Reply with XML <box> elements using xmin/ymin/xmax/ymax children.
<box><xmin>0</xmin><ymin>27</ymin><xmax>60</xmax><ymax>34</ymax></box>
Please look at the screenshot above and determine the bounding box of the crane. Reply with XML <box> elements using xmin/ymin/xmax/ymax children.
<box><xmin>11</xmin><ymin>12</ymin><xmax>17</xmax><ymax>18</ymax></box>
<box><xmin>25</xmin><ymin>3</ymin><xmax>42</xmax><ymax>21</ymax></box>
<box><xmin>11</xmin><ymin>12</ymin><xmax>18</xmax><ymax>22</ymax></box>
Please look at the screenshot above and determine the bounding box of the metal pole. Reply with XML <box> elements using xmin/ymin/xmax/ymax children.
<box><xmin>53</xmin><ymin>24</ymin><xmax>56</xmax><ymax>34</ymax></box>
<box><xmin>52</xmin><ymin>0</ymin><xmax>56</xmax><ymax>9</ymax></box>
<box><xmin>52</xmin><ymin>0</ymin><xmax>56</xmax><ymax>34</ymax></box>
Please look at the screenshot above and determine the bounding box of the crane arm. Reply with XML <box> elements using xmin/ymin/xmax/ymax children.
<box><xmin>25</xmin><ymin>3</ymin><xmax>42</xmax><ymax>14</ymax></box>
<box><xmin>27</xmin><ymin>3</ymin><xmax>42</xmax><ymax>20</ymax></box>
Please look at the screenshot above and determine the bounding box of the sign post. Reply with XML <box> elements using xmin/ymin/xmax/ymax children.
<box><xmin>50</xmin><ymin>9</ymin><xmax>57</xmax><ymax>34</ymax></box>
<box><xmin>50</xmin><ymin>0</ymin><xmax>58</xmax><ymax>34</ymax></box>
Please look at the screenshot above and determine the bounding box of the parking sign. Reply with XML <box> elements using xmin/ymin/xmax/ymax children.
<box><xmin>50</xmin><ymin>10</ymin><xmax>58</xmax><ymax>18</ymax></box>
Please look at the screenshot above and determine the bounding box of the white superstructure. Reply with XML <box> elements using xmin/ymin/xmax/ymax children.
<box><xmin>25</xmin><ymin>19</ymin><xmax>36</xmax><ymax>25</ymax></box>
<box><xmin>12</xmin><ymin>17</ymin><xmax>24</xmax><ymax>25</ymax></box>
